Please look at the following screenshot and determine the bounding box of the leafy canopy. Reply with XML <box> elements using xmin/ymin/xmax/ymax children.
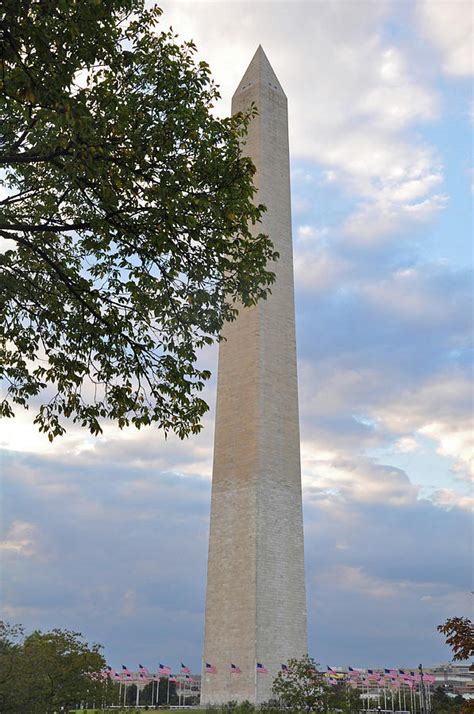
<box><xmin>0</xmin><ymin>0</ymin><xmax>276</xmax><ymax>439</ymax></box>
<box><xmin>0</xmin><ymin>621</ymin><xmax>109</xmax><ymax>713</ymax></box>
<box><xmin>272</xmin><ymin>655</ymin><xmax>329</xmax><ymax>712</ymax></box>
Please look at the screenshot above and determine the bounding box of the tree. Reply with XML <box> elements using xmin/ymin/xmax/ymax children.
<box><xmin>437</xmin><ymin>617</ymin><xmax>474</xmax><ymax>661</ymax></box>
<box><xmin>272</xmin><ymin>655</ymin><xmax>329</xmax><ymax>713</ymax></box>
<box><xmin>0</xmin><ymin>0</ymin><xmax>276</xmax><ymax>440</ymax></box>
<box><xmin>324</xmin><ymin>680</ymin><xmax>361</xmax><ymax>714</ymax></box>
<box><xmin>432</xmin><ymin>686</ymin><xmax>467</xmax><ymax>714</ymax></box>
<box><xmin>0</xmin><ymin>621</ymin><xmax>109</xmax><ymax>713</ymax></box>
<box><xmin>0</xmin><ymin>622</ymin><xmax>24</xmax><ymax>713</ymax></box>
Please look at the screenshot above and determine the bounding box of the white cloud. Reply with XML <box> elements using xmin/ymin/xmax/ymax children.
<box><xmin>157</xmin><ymin>1</ymin><xmax>443</xmax><ymax>243</ymax></box>
<box><xmin>297</xmin><ymin>224</ymin><xmax>324</xmax><ymax>240</ymax></box>
<box><xmin>417</xmin><ymin>0</ymin><xmax>474</xmax><ymax>77</ymax></box>
<box><xmin>356</xmin><ymin>47</ymin><xmax>438</xmax><ymax>130</ymax></box>
<box><xmin>301</xmin><ymin>441</ymin><xmax>419</xmax><ymax>507</ymax></box>
<box><xmin>395</xmin><ymin>436</ymin><xmax>420</xmax><ymax>454</ymax></box>
<box><xmin>376</xmin><ymin>373</ymin><xmax>474</xmax><ymax>483</ymax></box>
<box><xmin>294</xmin><ymin>250</ymin><xmax>348</xmax><ymax>294</ymax></box>
<box><xmin>420</xmin><ymin>421</ymin><xmax>474</xmax><ymax>482</ymax></box>
<box><xmin>338</xmin><ymin>143</ymin><xmax>447</xmax><ymax>243</ymax></box>
<box><xmin>0</xmin><ymin>521</ymin><xmax>38</xmax><ymax>557</ymax></box>
<box><xmin>431</xmin><ymin>488</ymin><xmax>474</xmax><ymax>511</ymax></box>
<box><xmin>359</xmin><ymin>267</ymin><xmax>455</xmax><ymax>323</ymax></box>
<box><xmin>323</xmin><ymin>565</ymin><xmax>401</xmax><ymax>599</ymax></box>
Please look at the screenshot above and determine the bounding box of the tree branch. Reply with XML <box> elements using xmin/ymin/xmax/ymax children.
<box><xmin>0</xmin><ymin>222</ymin><xmax>90</xmax><ymax>232</ymax></box>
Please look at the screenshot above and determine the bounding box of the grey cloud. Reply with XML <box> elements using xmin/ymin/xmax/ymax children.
<box><xmin>2</xmin><ymin>448</ymin><xmax>471</xmax><ymax>670</ymax></box>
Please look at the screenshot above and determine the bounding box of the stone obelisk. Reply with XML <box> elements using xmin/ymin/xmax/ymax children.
<box><xmin>201</xmin><ymin>47</ymin><xmax>307</xmax><ymax>705</ymax></box>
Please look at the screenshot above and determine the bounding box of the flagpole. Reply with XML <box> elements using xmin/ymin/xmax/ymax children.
<box><xmin>167</xmin><ymin>675</ymin><xmax>170</xmax><ymax>705</ymax></box>
<box><xmin>255</xmin><ymin>659</ymin><xmax>257</xmax><ymax>705</ymax></box>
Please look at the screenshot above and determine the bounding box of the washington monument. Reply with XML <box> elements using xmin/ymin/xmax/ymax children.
<box><xmin>201</xmin><ymin>47</ymin><xmax>307</xmax><ymax>705</ymax></box>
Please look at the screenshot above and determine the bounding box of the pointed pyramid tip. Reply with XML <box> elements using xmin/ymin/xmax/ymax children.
<box><xmin>233</xmin><ymin>45</ymin><xmax>285</xmax><ymax>98</ymax></box>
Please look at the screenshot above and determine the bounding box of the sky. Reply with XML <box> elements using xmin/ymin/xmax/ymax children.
<box><xmin>1</xmin><ymin>0</ymin><xmax>473</xmax><ymax>674</ymax></box>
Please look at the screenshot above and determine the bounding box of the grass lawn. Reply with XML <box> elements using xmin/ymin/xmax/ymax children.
<box><xmin>69</xmin><ymin>710</ymin><xmax>206</xmax><ymax>713</ymax></box>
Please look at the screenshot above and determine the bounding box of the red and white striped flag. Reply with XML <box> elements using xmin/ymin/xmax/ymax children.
<box><xmin>122</xmin><ymin>665</ymin><xmax>132</xmax><ymax>679</ymax></box>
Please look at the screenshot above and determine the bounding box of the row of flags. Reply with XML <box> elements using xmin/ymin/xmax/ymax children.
<box><xmin>204</xmin><ymin>663</ymin><xmax>437</xmax><ymax>686</ymax></box>
<box><xmin>327</xmin><ymin>667</ymin><xmax>437</xmax><ymax>688</ymax></box>
<box><xmin>205</xmin><ymin>662</ymin><xmax>268</xmax><ymax>674</ymax></box>
<box><xmin>96</xmin><ymin>663</ymin><xmax>195</xmax><ymax>683</ymax></box>
<box><xmin>345</xmin><ymin>667</ymin><xmax>436</xmax><ymax>682</ymax></box>
<box><xmin>97</xmin><ymin>662</ymin><xmax>437</xmax><ymax>686</ymax></box>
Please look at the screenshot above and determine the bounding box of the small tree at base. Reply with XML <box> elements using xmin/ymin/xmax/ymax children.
<box><xmin>272</xmin><ymin>655</ymin><xmax>328</xmax><ymax>712</ymax></box>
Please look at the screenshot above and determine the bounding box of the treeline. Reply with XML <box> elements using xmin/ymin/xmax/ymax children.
<box><xmin>0</xmin><ymin>622</ymin><xmax>113</xmax><ymax>713</ymax></box>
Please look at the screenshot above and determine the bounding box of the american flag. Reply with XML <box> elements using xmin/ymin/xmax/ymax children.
<box><xmin>256</xmin><ymin>662</ymin><xmax>268</xmax><ymax>673</ymax></box>
<box><xmin>113</xmin><ymin>671</ymin><xmax>123</xmax><ymax>681</ymax></box>
<box><xmin>139</xmin><ymin>664</ymin><xmax>150</xmax><ymax>675</ymax></box>
<box><xmin>159</xmin><ymin>663</ymin><xmax>172</xmax><ymax>675</ymax></box>
<box><xmin>181</xmin><ymin>663</ymin><xmax>191</xmax><ymax>674</ymax></box>
<box><xmin>184</xmin><ymin>673</ymin><xmax>192</xmax><ymax>680</ymax></box>
<box><xmin>230</xmin><ymin>663</ymin><xmax>241</xmax><ymax>674</ymax></box>
<box><xmin>100</xmin><ymin>666</ymin><xmax>111</xmax><ymax>680</ymax></box>
<box><xmin>169</xmin><ymin>675</ymin><xmax>178</xmax><ymax>683</ymax></box>
<box><xmin>122</xmin><ymin>665</ymin><xmax>132</xmax><ymax>678</ymax></box>
<box><xmin>205</xmin><ymin>662</ymin><xmax>217</xmax><ymax>674</ymax></box>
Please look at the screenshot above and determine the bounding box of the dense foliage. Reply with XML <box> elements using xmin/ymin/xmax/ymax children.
<box><xmin>272</xmin><ymin>655</ymin><xmax>329</xmax><ymax>712</ymax></box>
<box><xmin>0</xmin><ymin>0</ymin><xmax>276</xmax><ymax>439</ymax></box>
<box><xmin>431</xmin><ymin>686</ymin><xmax>471</xmax><ymax>714</ymax></box>
<box><xmin>0</xmin><ymin>621</ymin><xmax>111</xmax><ymax>713</ymax></box>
